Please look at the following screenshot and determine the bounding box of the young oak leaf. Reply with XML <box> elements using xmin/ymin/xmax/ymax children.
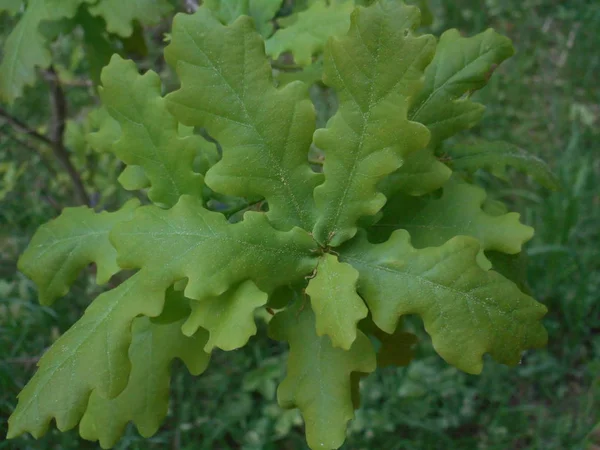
<box><xmin>339</xmin><ymin>230</ymin><xmax>547</xmax><ymax>374</ymax></box>
<box><xmin>7</xmin><ymin>272</ymin><xmax>167</xmax><ymax>439</ymax></box>
<box><xmin>204</xmin><ymin>0</ymin><xmax>284</xmax><ymax>37</ymax></box>
<box><xmin>87</xmin><ymin>106</ymin><xmax>121</xmax><ymax>154</ymax></box>
<box><xmin>378</xmin><ymin>147</ymin><xmax>452</xmax><ymax>198</ymax></box>
<box><xmin>305</xmin><ymin>253</ymin><xmax>368</xmax><ymax>350</ymax></box>
<box><xmin>181</xmin><ymin>280</ymin><xmax>268</xmax><ymax>351</ymax></box>
<box><xmin>110</xmin><ymin>195</ymin><xmax>319</xmax><ymax>302</ymax></box>
<box><xmin>445</xmin><ymin>138</ymin><xmax>560</xmax><ymax>190</ymax></box>
<box><xmin>100</xmin><ymin>56</ymin><xmax>205</xmax><ymax>208</ymax></box>
<box><xmin>409</xmin><ymin>28</ymin><xmax>515</xmax><ymax>146</ymax></box>
<box><xmin>0</xmin><ymin>0</ymin><xmax>94</xmax><ymax>103</ymax></box>
<box><xmin>312</xmin><ymin>0</ymin><xmax>436</xmax><ymax>246</ymax></box>
<box><xmin>118</xmin><ymin>166</ymin><xmax>150</xmax><ymax>191</ymax></box>
<box><xmin>370</xmin><ymin>178</ymin><xmax>534</xmax><ymax>269</ymax></box>
<box><xmin>265</xmin><ymin>0</ymin><xmax>354</xmax><ymax>66</ymax></box>
<box><xmin>17</xmin><ymin>199</ymin><xmax>139</xmax><ymax>306</ymax></box>
<box><xmin>269</xmin><ymin>302</ymin><xmax>376</xmax><ymax>450</ymax></box>
<box><xmin>165</xmin><ymin>9</ymin><xmax>322</xmax><ymax>231</ymax></box>
<box><xmin>79</xmin><ymin>313</ymin><xmax>211</xmax><ymax>448</ymax></box>
<box><xmin>89</xmin><ymin>0</ymin><xmax>172</xmax><ymax>37</ymax></box>
<box><xmin>381</xmin><ymin>28</ymin><xmax>514</xmax><ymax>198</ymax></box>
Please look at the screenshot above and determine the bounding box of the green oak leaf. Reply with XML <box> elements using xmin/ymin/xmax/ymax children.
<box><xmin>87</xmin><ymin>106</ymin><xmax>121</xmax><ymax>154</ymax></box>
<box><xmin>0</xmin><ymin>0</ymin><xmax>94</xmax><ymax>103</ymax></box>
<box><xmin>266</xmin><ymin>0</ymin><xmax>353</xmax><ymax>66</ymax></box>
<box><xmin>276</xmin><ymin>60</ymin><xmax>324</xmax><ymax>88</ymax></box>
<box><xmin>205</xmin><ymin>0</ymin><xmax>283</xmax><ymax>37</ymax></box>
<box><xmin>486</xmin><ymin>250</ymin><xmax>531</xmax><ymax>295</ymax></box>
<box><xmin>269</xmin><ymin>302</ymin><xmax>376</xmax><ymax>450</ymax></box>
<box><xmin>445</xmin><ymin>138</ymin><xmax>560</xmax><ymax>190</ymax></box>
<box><xmin>410</xmin><ymin>0</ymin><xmax>433</xmax><ymax>26</ymax></box>
<box><xmin>100</xmin><ymin>56</ymin><xmax>205</xmax><ymax>208</ymax></box>
<box><xmin>375</xmin><ymin>327</ymin><xmax>417</xmax><ymax>368</ymax></box>
<box><xmin>78</xmin><ymin>8</ymin><xmax>117</xmax><ymax>86</ymax></box>
<box><xmin>360</xmin><ymin>318</ymin><xmax>417</xmax><ymax>368</ymax></box>
<box><xmin>79</xmin><ymin>307</ymin><xmax>210</xmax><ymax>448</ymax></box>
<box><xmin>371</xmin><ymin>178</ymin><xmax>534</xmax><ymax>269</ymax></box>
<box><xmin>305</xmin><ymin>253</ymin><xmax>368</xmax><ymax>350</ymax></box>
<box><xmin>192</xmin><ymin>137</ymin><xmax>220</xmax><ymax>176</ymax></box>
<box><xmin>380</xmin><ymin>28</ymin><xmax>514</xmax><ymax>197</ymax></box>
<box><xmin>118</xmin><ymin>166</ymin><xmax>150</xmax><ymax>191</ymax></box>
<box><xmin>165</xmin><ymin>9</ymin><xmax>322</xmax><ymax>231</ymax></box>
<box><xmin>312</xmin><ymin>1</ymin><xmax>435</xmax><ymax>246</ymax></box>
<box><xmin>7</xmin><ymin>272</ymin><xmax>166</xmax><ymax>439</ymax></box>
<box><xmin>181</xmin><ymin>280</ymin><xmax>268</xmax><ymax>351</ymax></box>
<box><xmin>17</xmin><ymin>199</ymin><xmax>139</xmax><ymax>306</ymax></box>
<box><xmin>340</xmin><ymin>230</ymin><xmax>547</xmax><ymax>374</ymax></box>
<box><xmin>378</xmin><ymin>147</ymin><xmax>452</xmax><ymax>197</ymax></box>
<box><xmin>89</xmin><ymin>0</ymin><xmax>172</xmax><ymax>37</ymax></box>
<box><xmin>409</xmin><ymin>28</ymin><xmax>514</xmax><ymax>146</ymax></box>
<box><xmin>111</xmin><ymin>195</ymin><xmax>319</xmax><ymax>300</ymax></box>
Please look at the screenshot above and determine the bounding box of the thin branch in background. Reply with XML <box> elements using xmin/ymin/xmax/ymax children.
<box><xmin>0</xmin><ymin>80</ymin><xmax>90</xmax><ymax>206</ymax></box>
<box><xmin>45</xmin><ymin>66</ymin><xmax>90</xmax><ymax>206</ymax></box>
<box><xmin>41</xmin><ymin>71</ymin><xmax>93</xmax><ymax>87</ymax></box>
<box><xmin>0</xmin><ymin>128</ymin><xmax>58</xmax><ymax>176</ymax></box>
<box><xmin>0</xmin><ymin>106</ymin><xmax>54</xmax><ymax>147</ymax></box>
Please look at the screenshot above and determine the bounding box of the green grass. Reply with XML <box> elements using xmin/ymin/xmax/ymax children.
<box><xmin>1</xmin><ymin>0</ymin><xmax>599</xmax><ymax>449</ymax></box>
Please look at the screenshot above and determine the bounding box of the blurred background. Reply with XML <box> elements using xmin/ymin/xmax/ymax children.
<box><xmin>1</xmin><ymin>0</ymin><xmax>598</xmax><ymax>449</ymax></box>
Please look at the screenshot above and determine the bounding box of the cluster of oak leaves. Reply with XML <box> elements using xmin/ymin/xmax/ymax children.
<box><xmin>6</xmin><ymin>1</ymin><xmax>556</xmax><ymax>449</ymax></box>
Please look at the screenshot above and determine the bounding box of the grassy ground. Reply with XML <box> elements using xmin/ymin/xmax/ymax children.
<box><xmin>1</xmin><ymin>0</ymin><xmax>599</xmax><ymax>449</ymax></box>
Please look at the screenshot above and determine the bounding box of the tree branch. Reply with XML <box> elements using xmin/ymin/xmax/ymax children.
<box><xmin>0</xmin><ymin>128</ymin><xmax>58</xmax><ymax>176</ymax></box>
<box><xmin>0</xmin><ymin>74</ymin><xmax>91</xmax><ymax>206</ymax></box>
<box><xmin>0</xmin><ymin>106</ymin><xmax>54</xmax><ymax>147</ymax></box>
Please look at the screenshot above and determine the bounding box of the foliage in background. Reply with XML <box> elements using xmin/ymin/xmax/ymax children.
<box><xmin>0</xmin><ymin>0</ymin><xmax>598</xmax><ymax>449</ymax></box>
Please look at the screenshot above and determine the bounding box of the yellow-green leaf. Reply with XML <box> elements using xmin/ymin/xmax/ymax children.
<box><xmin>181</xmin><ymin>280</ymin><xmax>268</xmax><ymax>351</ymax></box>
<box><xmin>305</xmin><ymin>253</ymin><xmax>368</xmax><ymax>349</ymax></box>
<box><xmin>165</xmin><ymin>9</ymin><xmax>322</xmax><ymax>231</ymax></box>
<box><xmin>269</xmin><ymin>302</ymin><xmax>376</xmax><ymax>449</ymax></box>
<box><xmin>17</xmin><ymin>199</ymin><xmax>139</xmax><ymax>306</ymax></box>
<box><xmin>79</xmin><ymin>301</ymin><xmax>210</xmax><ymax>448</ymax></box>
<box><xmin>340</xmin><ymin>230</ymin><xmax>547</xmax><ymax>374</ymax></box>
<box><xmin>312</xmin><ymin>0</ymin><xmax>435</xmax><ymax>246</ymax></box>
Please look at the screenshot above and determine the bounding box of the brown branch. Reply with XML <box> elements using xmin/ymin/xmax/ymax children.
<box><xmin>0</xmin><ymin>128</ymin><xmax>58</xmax><ymax>176</ymax></box>
<box><xmin>0</xmin><ymin>86</ymin><xmax>90</xmax><ymax>206</ymax></box>
<box><xmin>46</xmin><ymin>67</ymin><xmax>90</xmax><ymax>206</ymax></box>
<box><xmin>0</xmin><ymin>106</ymin><xmax>54</xmax><ymax>147</ymax></box>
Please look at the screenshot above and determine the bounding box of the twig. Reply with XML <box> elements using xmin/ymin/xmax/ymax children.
<box><xmin>46</xmin><ymin>66</ymin><xmax>90</xmax><ymax>206</ymax></box>
<box><xmin>0</xmin><ymin>128</ymin><xmax>58</xmax><ymax>176</ymax></box>
<box><xmin>41</xmin><ymin>71</ymin><xmax>93</xmax><ymax>87</ymax></box>
<box><xmin>6</xmin><ymin>355</ymin><xmax>41</xmax><ymax>366</ymax></box>
<box><xmin>0</xmin><ymin>107</ymin><xmax>54</xmax><ymax>147</ymax></box>
<box><xmin>0</xmin><ymin>86</ymin><xmax>90</xmax><ymax>206</ymax></box>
